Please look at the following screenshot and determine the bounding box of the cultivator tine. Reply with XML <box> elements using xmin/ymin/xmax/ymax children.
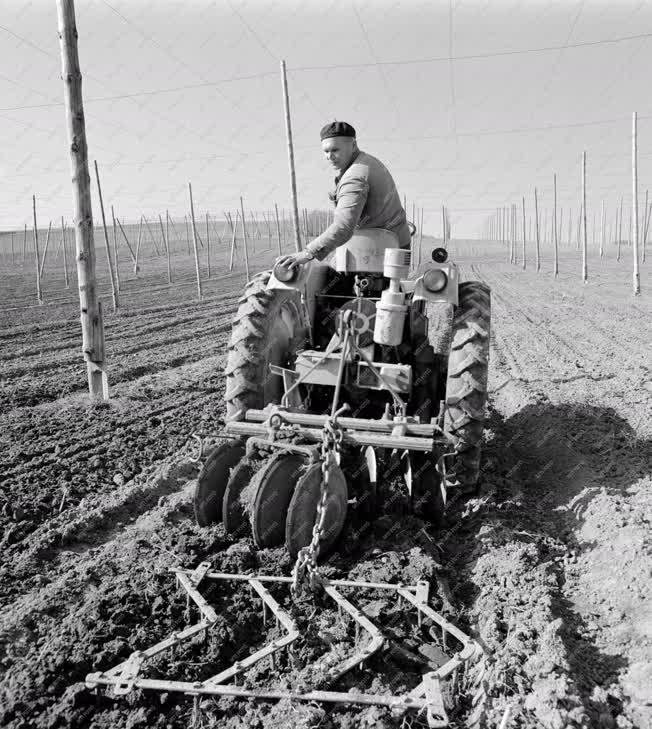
<box><xmin>322</xmin><ymin>584</ymin><xmax>384</xmax><ymax>679</ymax></box>
<box><xmin>205</xmin><ymin>578</ymin><xmax>299</xmax><ymax>685</ymax></box>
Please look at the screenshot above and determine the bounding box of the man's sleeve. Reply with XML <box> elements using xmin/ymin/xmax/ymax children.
<box><xmin>306</xmin><ymin>176</ymin><xmax>369</xmax><ymax>261</ymax></box>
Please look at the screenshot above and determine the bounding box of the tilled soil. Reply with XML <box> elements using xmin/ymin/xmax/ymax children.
<box><xmin>1</xmin><ymin>242</ymin><xmax>650</xmax><ymax>728</ymax></box>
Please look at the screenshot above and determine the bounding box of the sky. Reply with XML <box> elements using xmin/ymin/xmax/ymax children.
<box><xmin>2</xmin><ymin>0</ymin><xmax>652</xmax><ymax>238</ymax></box>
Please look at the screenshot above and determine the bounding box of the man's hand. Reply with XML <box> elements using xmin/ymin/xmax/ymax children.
<box><xmin>275</xmin><ymin>250</ymin><xmax>314</xmax><ymax>271</ymax></box>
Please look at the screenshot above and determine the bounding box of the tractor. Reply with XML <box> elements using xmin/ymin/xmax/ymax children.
<box><xmin>86</xmin><ymin>229</ymin><xmax>491</xmax><ymax>727</ymax></box>
<box><xmin>193</xmin><ymin>228</ymin><xmax>491</xmax><ymax>564</ymax></box>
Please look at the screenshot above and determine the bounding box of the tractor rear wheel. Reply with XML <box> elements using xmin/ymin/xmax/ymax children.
<box><xmin>225</xmin><ymin>271</ymin><xmax>308</xmax><ymax>418</ymax></box>
<box><xmin>443</xmin><ymin>281</ymin><xmax>491</xmax><ymax>493</ymax></box>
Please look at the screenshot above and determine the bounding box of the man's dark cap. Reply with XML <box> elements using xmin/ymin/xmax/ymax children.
<box><xmin>320</xmin><ymin>121</ymin><xmax>356</xmax><ymax>141</ymax></box>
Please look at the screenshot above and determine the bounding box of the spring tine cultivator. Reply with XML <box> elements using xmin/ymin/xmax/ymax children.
<box><xmin>86</xmin><ymin>565</ymin><xmax>481</xmax><ymax>727</ymax></box>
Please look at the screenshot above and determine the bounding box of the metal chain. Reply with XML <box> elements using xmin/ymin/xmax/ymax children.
<box><xmin>291</xmin><ymin>409</ymin><xmax>344</xmax><ymax>594</ymax></box>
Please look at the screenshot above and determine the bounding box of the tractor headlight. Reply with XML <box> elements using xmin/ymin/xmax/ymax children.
<box><xmin>273</xmin><ymin>262</ymin><xmax>298</xmax><ymax>283</ymax></box>
<box><xmin>423</xmin><ymin>268</ymin><xmax>448</xmax><ymax>293</ymax></box>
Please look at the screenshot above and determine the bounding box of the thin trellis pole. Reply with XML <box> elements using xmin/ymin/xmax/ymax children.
<box><xmin>159</xmin><ymin>213</ymin><xmax>171</xmax><ymax>284</ymax></box>
<box><xmin>274</xmin><ymin>203</ymin><xmax>282</xmax><ymax>256</ymax></box>
<box><xmin>188</xmin><ymin>182</ymin><xmax>203</xmax><ymax>301</ymax></box>
<box><xmin>61</xmin><ymin>217</ymin><xmax>69</xmax><ymax>287</ymax></box>
<box><xmin>281</xmin><ymin>60</ymin><xmax>302</xmax><ymax>252</ymax></box>
<box><xmin>521</xmin><ymin>196</ymin><xmax>526</xmax><ymax>270</ymax></box>
<box><xmin>135</xmin><ymin>216</ymin><xmax>143</xmax><ymax>274</ymax></box>
<box><xmin>600</xmin><ymin>200</ymin><xmax>605</xmax><ymax>258</ymax></box>
<box><xmin>229</xmin><ymin>211</ymin><xmax>239</xmax><ymax>271</ymax></box>
<box><xmin>39</xmin><ymin>221</ymin><xmax>52</xmax><ymax>279</ymax></box>
<box><xmin>534</xmin><ymin>188</ymin><xmax>540</xmax><ymax>272</ymax></box>
<box><xmin>617</xmin><ymin>197</ymin><xmax>623</xmax><ymax>262</ymax></box>
<box><xmin>206</xmin><ymin>212</ymin><xmax>211</xmax><ymax>279</ymax></box>
<box><xmin>143</xmin><ymin>215</ymin><xmax>162</xmax><ymax>255</ymax></box>
<box><xmin>632</xmin><ymin>111</ymin><xmax>641</xmax><ymax>294</ymax></box>
<box><xmin>32</xmin><ymin>195</ymin><xmax>42</xmax><ymax>303</ymax></box>
<box><xmin>240</xmin><ymin>196</ymin><xmax>251</xmax><ymax>281</ymax></box>
<box><xmin>93</xmin><ymin>160</ymin><xmax>118</xmax><ymax>311</ymax></box>
<box><xmin>115</xmin><ymin>218</ymin><xmax>138</xmax><ymax>263</ymax></box>
<box><xmin>553</xmin><ymin>174</ymin><xmax>559</xmax><ymax>277</ymax></box>
<box><xmin>111</xmin><ymin>205</ymin><xmax>120</xmax><ymax>292</ymax></box>
<box><xmin>582</xmin><ymin>151</ymin><xmax>588</xmax><ymax>283</ymax></box>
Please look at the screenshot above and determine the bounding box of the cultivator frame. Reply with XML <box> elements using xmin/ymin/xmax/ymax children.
<box><xmin>86</xmin><ymin>562</ymin><xmax>482</xmax><ymax>727</ymax></box>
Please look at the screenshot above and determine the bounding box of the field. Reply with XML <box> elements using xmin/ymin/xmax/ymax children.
<box><xmin>0</xmin><ymin>237</ymin><xmax>650</xmax><ymax>729</ymax></box>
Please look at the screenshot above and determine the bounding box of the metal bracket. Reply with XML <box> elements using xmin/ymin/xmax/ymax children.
<box><xmin>112</xmin><ymin>651</ymin><xmax>145</xmax><ymax>696</ymax></box>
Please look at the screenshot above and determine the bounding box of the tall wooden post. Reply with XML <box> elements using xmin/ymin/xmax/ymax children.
<box><xmin>93</xmin><ymin>160</ymin><xmax>118</xmax><ymax>311</ymax></box>
<box><xmin>240</xmin><ymin>196</ymin><xmax>251</xmax><ymax>281</ymax></box>
<box><xmin>229</xmin><ymin>211</ymin><xmax>238</xmax><ymax>271</ymax></box>
<box><xmin>111</xmin><ymin>205</ymin><xmax>120</xmax><ymax>292</ymax></box>
<box><xmin>274</xmin><ymin>203</ymin><xmax>282</xmax><ymax>255</ymax></box>
<box><xmin>188</xmin><ymin>183</ymin><xmax>203</xmax><ymax>301</ymax></box>
<box><xmin>205</xmin><ymin>212</ymin><xmax>211</xmax><ymax>279</ymax></box>
<box><xmin>534</xmin><ymin>188</ymin><xmax>540</xmax><ymax>272</ymax></box>
<box><xmin>159</xmin><ymin>214</ymin><xmax>171</xmax><ymax>284</ymax></box>
<box><xmin>32</xmin><ymin>195</ymin><xmax>43</xmax><ymax>303</ymax></box>
<box><xmin>617</xmin><ymin>197</ymin><xmax>623</xmax><ymax>262</ymax></box>
<box><xmin>61</xmin><ymin>217</ymin><xmax>69</xmax><ymax>287</ymax></box>
<box><xmin>135</xmin><ymin>216</ymin><xmax>143</xmax><ymax>273</ymax></box>
<box><xmin>582</xmin><ymin>151</ymin><xmax>588</xmax><ymax>283</ymax></box>
<box><xmin>418</xmin><ymin>207</ymin><xmax>424</xmax><ymax>266</ymax></box>
<box><xmin>553</xmin><ymin>174</ymin><xmax>559</xmax><ymax>277</ymax></box>
<box><xmin>632</xmin><ymin>111</ymin><xmax>641</xmax><ymax>294</ymax></box>
<box><xmin>600</xmin><ymin>200</ymin><xmax>605</xmax><ymax>258</ymax></box>
<box><xmin>281</xmin><ymin>60</ymin><xmax>302</xmax><ymax>252</ymax></box>
<box><xmin>521</xmin><ymin>196</ymin><xmax>527</xmax><ymax>270</ymax></box>
<box><xmin>39</xmin><ymin>221</ymin><xmax>53</xmax><ymax>279</ymax></box>
<box><xmin>57</xmin><ymin>0</ymin><xmax>108</xmax><ymax>399</ymax></box>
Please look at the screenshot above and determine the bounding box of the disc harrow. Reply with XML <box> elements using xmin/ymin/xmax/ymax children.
<box><xmin>86</xmin><ymin>562</ymin><xmax>482</xmax><ymax>728</ymax></box>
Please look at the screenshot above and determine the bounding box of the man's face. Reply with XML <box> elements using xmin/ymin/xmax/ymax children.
<box><xmin>322</xmin><ymin>136</ymin><xmax>356</xmax><ymax>172</ymax></box>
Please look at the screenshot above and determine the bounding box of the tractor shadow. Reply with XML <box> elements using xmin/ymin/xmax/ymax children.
<box><xmin>438</xmin><ymin>400</ymin><xmax>651</xmax><ymax>717</ymax></box>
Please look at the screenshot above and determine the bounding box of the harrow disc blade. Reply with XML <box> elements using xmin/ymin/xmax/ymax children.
<box><xmin>285</xmin><ymin>462</ymin><xmax>348</xmax><ymax>559</ymax></box>
<box><xmin>251</xmin><ymin>453</ymin><xmax>306</xmax><ymax>548</ymax></box>
<box><xmin>194</xmin><ymin>440</ymin><xmax>246</xmax><ymax>526</ymax></box>
<box><xmin>222</xmin><ymin>455</ymin><xmax>258</xmax><ymax>537</ymax></box>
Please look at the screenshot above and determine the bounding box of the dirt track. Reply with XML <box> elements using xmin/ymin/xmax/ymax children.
<box><xmin>0</xmin><ymin>240</ymin><xmax>650</xmax><ymax>728</ymax></box>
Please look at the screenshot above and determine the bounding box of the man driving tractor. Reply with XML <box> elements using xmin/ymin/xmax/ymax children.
<box><xmin>276</xmin><ymin>121</ymin><xmax>411</xmax><ymax>271</ymax></box>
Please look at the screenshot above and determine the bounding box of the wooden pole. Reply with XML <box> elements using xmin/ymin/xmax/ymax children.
<box><xmin>274</xmin><ymin>203</ymin><xmax>282</xmax><ymax>255</ymax></box>
<box><xmin>188</xmin><ymin>182</ymin><xmax>203</xmax><ymax>300</ymax></box>
<box><xmin>240</xmin><ymin>196</ymin><xmax>251</xmax><ymax>281</ymax></box>
<box><xmin>534</xmin><ymin>188</ymin><xmax>540</xmax><ymax>272</ymax></box>
<box><xmin>553</xmin><ymin>174</ymin><xmax>559</xmax><ymax>277</ymax></box>
<box><xmin>582</xmin><ymin>151</ymin><xmax>588</xmax><ymax>283</ymax></box>
<box><xmin>643</xmin><ymin>199</ymin><xmax>651</xmax><ymax>263</ymax></box>
<box><xmin>521</xmin><ymin>196</ymin><xmax>526</xmax><ymax>270</ymax></box>
<box><xmin>115</xmin><ymin>218</ymin><xmax>138</xmax><ymax>263</ymax></box>
<box><xmin>229</xmin><ymin>211</ymin><xmax>239</xmax><ymax>271</ymax></box>
<box><xmin>632</xmin><ymin>111</ymin><xmax>641</xmax><ymax>294</ymax></box>
<box><xmin>111</xmin><ymin>205</ymin><xmax>120</xmax><ymax>292</ymax></box>
<box><xmin>206</xmin><ymin>212</ymin><xmax>211</xmax><ymax>279</ymax></box>
<box><xmin>143</xmin><ymin>215</ymin><xmax>162</xmax><ymax>255</ymax></box>
<box><xmin>93</xmin><ymin>160</ymin><xmax>118</xmax><ymax>311</ymax></box>
<box><xmin>135</xmin><ymin>216</ymin><xmax>143</xmax><ymax>273</ymax></box>
<box><xmin>281</xmin><ymin>60</ymin><xmax>302</xmax><ymax>252</ymax></box>
<box><xmin>185</xmin><ymin>215</ymin><xmax>191</xmax><ymax>255</ymax></box>
<box><xmin>39</xmin><ymin>221</ymin><xmax>52</xmax><ymax>279</ymax></box>
<box><xmin>159</xmin><ymin>213</ymin><xmax>171</xmax><ymax>284</ymax></box>
<box><xmin>22</xmin><ymin>224</ymin><xmax>27</xmax><ymax>266</ymax></box>
<box><xmin>32</xmin><ymin>195</ymin><xmax>43</xmax><ymax>303</ymax></box>
<box><xmin>57</xmin><ymin>0</ymin><xmax>107</xmax><ymax>399</ymax></box>
<box><xmin>618</xmin><ymin>197</ymin><xmax>623</xmax><ymax>262</ymax></box>
<box><xmin>418</xmin><ymin>207</ymin><xmax>424</xmax><ymax>266</ymax></box>
<box><xmin>600</xmin><ymin>200</ymin><xmax>605</xmax><ymax>258</ymax></box>
<box><xmin>61</xmin><ymin>217</ymin><xmax>69</xmax><ymax>287</ymax></box>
